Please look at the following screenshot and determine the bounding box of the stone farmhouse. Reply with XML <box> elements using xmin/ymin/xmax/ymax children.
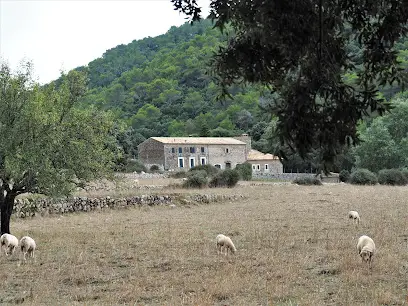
<box><xmin>138</xmin><ymin>135</ymin><xmax>283</xmax><ymax>173</ymax></box>
<box><xmin>247</xmin><ymin>149</ymin><xmax>283</xmax><ymax>174</ymax></box>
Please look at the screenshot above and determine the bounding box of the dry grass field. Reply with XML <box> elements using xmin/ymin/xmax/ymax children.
<box><xmin>1</xmin><ymin>182</ymin><xmax>408</xmax><ymax>305</ymax></box>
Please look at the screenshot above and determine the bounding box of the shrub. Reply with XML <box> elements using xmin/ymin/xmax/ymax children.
<box><xmin>339</xmin><ymin>170</ymin><xmax>350</xmax><ymax>182</ymax></box>
<box><xmin>349</xmin><ymin>169</ymin><xmax>378</xmax><ymax>185</ymax></box>
<box><xmin>235</xmin><ymin>163</ymin><xmax>252</xmax><ymax>181</ymax></box>
<box><xmin>378</xmin><ymin>169</ymin><xmax>407</xmax><ymax>186</ymax></box>
<box><xmin>115</xmin><ymin>159</ymin><xmax>146</xmax><ymax>173</ymax></box>
<box><xmin>169</xmin><ymin>171</ymin><xmax>187</xmax><ymax>179</ymax></box>
<box><xmin>189</xmin><ymin>164</ymin><xmax>219</xmax><ymax>177</ymax></box>
<box><xmin>209</xmin><ymin>169</ymin><xmax>240</xmax><ymax>188</ymax></box>
<box><xmin>150</xmin><ymin>164</ymin><xmax>160</xmax><ymax>172</ymax></box>
<box><xmin>400</xmin><ymin>168</ymin><xmax>408</xmax><ymax>181</ymax></box>
<box><xmin>292</xmin><ymin>176</ymin><xmax>322</xmax><ymax>185</ymax></box>
<box><xmin>183</xmin><ymin>170</ymin><xmax>208</xmax><ymax>188</ymax></box>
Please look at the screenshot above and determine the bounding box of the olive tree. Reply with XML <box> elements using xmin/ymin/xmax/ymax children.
<box><xmin>0</xmin><ymin>61</ymin><xmax>115</xmax><ymax>234</ymax></box>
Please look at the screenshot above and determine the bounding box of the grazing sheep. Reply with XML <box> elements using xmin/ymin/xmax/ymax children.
<box><xmin>216</xmin><ymin>234</ymin><xmax>237</xmax><ymax>255</ymax></box>
<box><xmin>357</xmin><ymin>235</ymin><xmax>376</xmax><ymax>268</ymax></box>
<box><xmin>0</xmin><ymin>233</ymin><xmax>19</xmax><ymax>256</ymax></box>
<box><xmin>20</xmin><ymin>236</ymin><xmax>36</xmax><ymax>261</ymax></box>
<box><xmin>348</xmin><ymin>210</ymin><xmax>360</xmax><ymax>225</ymax></box>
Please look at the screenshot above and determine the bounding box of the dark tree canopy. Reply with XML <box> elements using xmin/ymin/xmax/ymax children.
<box><xmin>172</xmin><ymin>0</ymin><xmax>408</xmax><ymax>169</ymax></box>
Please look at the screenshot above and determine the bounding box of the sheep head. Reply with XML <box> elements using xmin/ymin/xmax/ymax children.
<box><xmin>359</xmin><ymin>249</ymin><xmax>373</xmax><ymax>263</ymax></box>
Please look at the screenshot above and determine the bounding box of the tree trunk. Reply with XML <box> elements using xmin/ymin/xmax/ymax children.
<box><xmin>0</xmin><ymin>191</ymin><xmax>16</xmax><ymax>235</ymax></box>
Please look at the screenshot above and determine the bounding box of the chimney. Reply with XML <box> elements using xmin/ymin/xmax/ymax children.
<box><xmin>234</xmin><ymin>133</ymin><xmax>251</xmax><ymax>155</ymax></box>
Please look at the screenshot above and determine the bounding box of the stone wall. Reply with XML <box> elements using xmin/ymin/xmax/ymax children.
<box><xmin>252</xmin><ymin>172</ymin><xmax>316</xmax><ymax>181</ymax></box>
<box><xmin>13</xmin><ymin>193</ymin><xmax>246</xmax><ymax>219</ymax></box>
<box><xmin>138</xmin><ymin>138</ymin><xmax>165</xmax><ymax>167</ymax></box>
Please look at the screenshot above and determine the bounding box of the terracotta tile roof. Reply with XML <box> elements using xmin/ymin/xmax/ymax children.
<box><xmin>150</xmin><ymin>137</ymin><xmax>246</xmax><ymax>145</ymax></box>
<box><xmin>247</xmin><ymin>149</ymin><xmax>279</xmax><ymax>161</ymax></box>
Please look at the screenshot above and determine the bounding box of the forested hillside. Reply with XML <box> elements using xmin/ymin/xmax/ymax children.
<box><xmin>74</xmin><ymin>20</ymin><xmax>269</xmax><ymax>157</ymax></box>
<box><xmin>71</xmin><ymin>19</ymin><xmax>408</xmax><ymax>172</ymax></box>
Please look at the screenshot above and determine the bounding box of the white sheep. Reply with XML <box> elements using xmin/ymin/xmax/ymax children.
<box><xmin>348</xmin><ymin>210</ymin><xmax>361</xmax><ymax>225</ymax></box>
<box><xmin>19</xmin><ymin>236</ymin><xmax>36</xmax><ymax>262</ymax></box>
<box><xmin>357</xmin><ymin>235</ymin><xmax>376</xmax><ymax>268</ymax></box>
<box><xmin>216</xmin><ymin>234</ymin><xmax>237</xmax><ymax>255</ymax></box>
<box><xmin>0</xmin><ymin>233</ymin><xmax>19</xmax><ymax>256</ymax></box>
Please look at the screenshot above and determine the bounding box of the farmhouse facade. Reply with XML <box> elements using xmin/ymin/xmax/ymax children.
<box><xmin>138</xmin><ymin>135</ymin><xmax>283</xmax><ymax>174</ymax></box>
<box><xmin>138</xmin><ymin>137</ymin><xmax>248</xmax><ymax>171</ymax></box>
<box><xmin>247</xmin><ymin>149</ymin><xmax>283</xmax><ymax>174</ymax></box>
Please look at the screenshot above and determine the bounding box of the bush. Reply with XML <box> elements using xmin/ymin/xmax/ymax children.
<box><xmin>292</xmin><ymin>176</ymin><xmax>322</xmax><ymax>185</ymax></box>
<box><xmin>149</xmin><ymin>164</ymin><xmax>160</xmax><ymax>172</ymax></box>
<box><xmin>114</xmin><ymin>159</ymin><xmax>146</xmax><ymax>173</ymax></box>
<box><xmin>378</xmin><ymin>169</ymin><xmax>407</xmax><ymax>186</ymax></box>
<box><xmin>183</xmin><ymin>170</ymin><xmax>208</xmax><ymax>188</ymax></box>
<box><xmin>189</xmin><ymin>164</ymin><xmax>219</xmax><ymax>177</ymax></box>
<box><xmin>400</xmin><ymin>168</ymin><xmax>408</xmax><ymax>181</ymax></box>
<box><xmin>209</xmin><ymin>169</ymin><xmax>240</xmax><ymax>188</ymax></box>
<box><xmin>339</xmin><ymin>170</ymin><xmax>350</xmax><ymax>182</ymax></box>
<box><xmin>349</xmin><ymin>169</ymin><xmax>378</xmax><ymax>185</ymax></box>
<box><xmin>169</xmin><ymin>171</ymin><xmax>187</xmax><ymax>179</ymax></box>
<box><xmin>235</xmin><ymin>163</ymin><xmax>252</xmax><ymax>181</ymax></box>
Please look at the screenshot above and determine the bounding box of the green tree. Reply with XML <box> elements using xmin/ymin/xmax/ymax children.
<box><xmin>172</xmin><ymin>0</ymin><xmax>408</xmax><ymax>168</ymax></box>
<box><xmin>168</xmin><ymin>119</ymin><xmax>186</xmax><ymax>136</ymax></box>
<box><xmin>0</xmin><ymin>61</ymin><xmax>115</xmax><ymax>234</ymax></box>
<box><xmin>354</xmin><ymin>98</ymin><xmax>408</xmax><ymax>172</ymax></box>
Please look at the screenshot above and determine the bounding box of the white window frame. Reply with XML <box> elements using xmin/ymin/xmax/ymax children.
<box><xmin>200</xmin><ymin>157</ymin><xmax>206</xmax><ymax>165</ymax></box>
<box><xmin>265</xmin><ymin>164</ymin><xmax>269</xmax><ymax>171</ymax></box>
<box><xmin>256</xmin><ymin>164</ymin><xmax>260</xmax><ymax>171</ymax></box>
<box><xmin>178</xmin><ymin>157</ymin><xmax>184</xmax><ymax>168</ymax></box>
<box><xmin>189</xmin><ymin>157</ymin><xmax>195</xmax><ymax>168</ymax></box>
<box><xmin>252</xmin><ymin>165</ymin><xmax>256</xmax><ymax>170</ymax></box>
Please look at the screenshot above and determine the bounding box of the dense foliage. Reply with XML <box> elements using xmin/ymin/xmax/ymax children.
<box><xmin>354</xmin><ymin>97</ymin><xmax>408</xmax><ymax>172</ymax></box>
<box><xmin>183</xmin><ymin>170</ymin><xmax>208</xmax><ymax>188</ymax></box>
<box><xmin>0</xmin><ymin>61</ymin><xmax>115</xmax><ymax>233</ymax></box>
<box><xmin>349</xmin><ymin>169</ymin><xmax>378</xmax><ymax>185</ymax></box>
<box><xmin>377</xmin><ymin>169</ymin><xmax>407</xmax><ymax>186</ymax></box>
<box><xmin>209</xmin><ymin>169</ymin><xmax>240</xmax><ymax>187</ymax></box>
<box><xmin>235</xmin><ymin>163</ymin><xmax>252</xmax><ymax>181</ymax></box>
<box><xmin>189</xmin><ymin>164</ymin><xmax>219</xmax><ymax>176</ymax></box>
<box><xmin>292</xmin><ymin>177</ymin><xmax>322</xmax><ymax>186</ymax></box>
<box><xmin>339</xmin><ymin>170</ymin><xmax>350</xmax><ymax>183</ymax></box>
<box><xmin>173</xmin><ymin>0</ymin><xmax>408</xmax><ymax>170</ymax></box>
<box><xmin>58</xmin><ymin>13</ymin><xmax>408</xmax><ymax>173</ymax></box>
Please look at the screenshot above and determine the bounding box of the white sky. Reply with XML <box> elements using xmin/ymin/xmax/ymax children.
<box><xmin>0</xmin><ymin>0</ymin><xmax>211</xmax><ymax>84</ymax></box>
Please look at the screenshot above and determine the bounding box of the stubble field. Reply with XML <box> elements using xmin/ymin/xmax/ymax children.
<box><xmin>0</xmin><ymin>182</ymin><xmax>407</xmax><ymax>305</ymax></box>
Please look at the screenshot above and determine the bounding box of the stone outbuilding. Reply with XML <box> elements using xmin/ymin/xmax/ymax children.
<box><xmin>137</xmin><ymin>137</ymin><xmax>247</xmax><ymax>171</ymax></box>
<box><xmin>246</xmin><ymin>149</ymin><xmax>283</xmax><ymax>174</ymax></box>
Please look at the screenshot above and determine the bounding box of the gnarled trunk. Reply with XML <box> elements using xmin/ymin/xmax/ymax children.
<box><xmin>0</xmin><ymin>190</ymin><xmax>16</xmax><ymax>235</ymax></box>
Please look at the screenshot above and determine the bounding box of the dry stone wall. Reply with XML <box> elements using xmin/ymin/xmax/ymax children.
<box><xmin>13</xmin><ymin>193</ymin><xmax>246</xmax><ymax>219</ymax></box>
